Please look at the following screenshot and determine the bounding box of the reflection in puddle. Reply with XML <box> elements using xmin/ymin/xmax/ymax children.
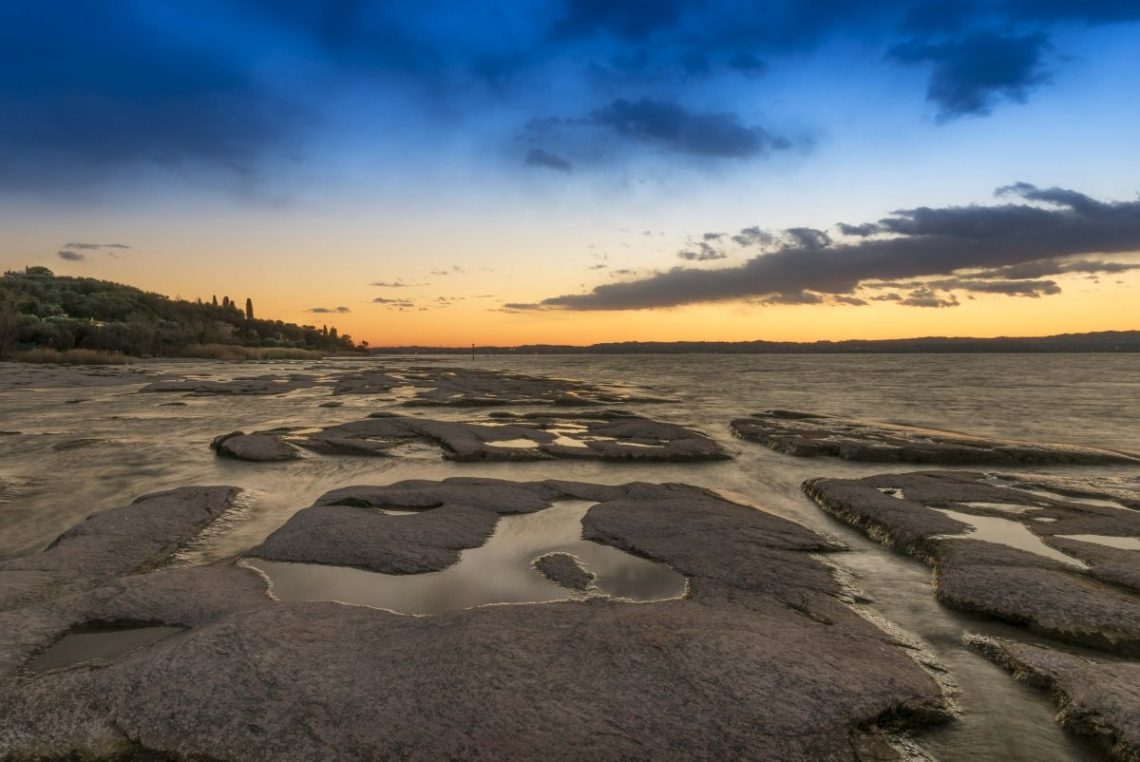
<box><xmin>1056</xmin><ymin>534</ymin><xmax>1140</xmax><ymax>551</ymax></box>
<box><xmin>956</xmin><ymin>502</ymin><xmax>1040</xmax><ymax>515</ymax></box>
<box><xmin>486</xmin><ymin>438</ymin><xmax>542</xmax><ymax>449</ymax></box>
<box><xmin>1008</xmin><ymin>487</ymin><xmax>1132</xmax><ymax>512</ymax></box>
<box><xmin>247</xmin><ymin>501</ymin><xmax>687</xmax><ymax>615</ymax></box>
<box><xmin>26</xmin><ymin>625</ymin><xmax>184</xmax><ymax>674</ymax></box>
<box><xmin>931</xmin><ymin>508</ymin><xmax>1088</xmax><ymax>569</ymax></box>
<box><xmin>551</xmin><ymin>435</ymin><xmax>590</xmax><ymax>448</ymax></box>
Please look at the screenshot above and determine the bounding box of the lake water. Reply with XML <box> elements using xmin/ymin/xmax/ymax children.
<box><xmin>2</xmin><ymin>353</ymin><xmax>1138</xmax><ymax>760</ymax></box>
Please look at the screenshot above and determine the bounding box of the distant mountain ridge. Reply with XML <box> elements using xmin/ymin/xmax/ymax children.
<box><xmin>372</xmin><ymin>331</ymin><xmax>1140</xmax><ymax>355</ymax></box>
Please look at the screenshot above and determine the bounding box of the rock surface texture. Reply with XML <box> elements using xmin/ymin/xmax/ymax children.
<box><xmin>969</xmin><ymin>635</ymin><xmax>1140</xmax><ymax>762</ymax></box>
<box><xmin>211</xmin><ymin>431</ymin><xmax>301</xmax><ymax>462</ymax></box>
<box><xmin>398</xmin><ymin>366</ymin><xmax>669</xmax><ymax>407</ymax></box>
<box><xmin>733</xmin><ymin>410</ymin><xmax>1140</xmax><ymax>465</ymax></box>
<box><xmin>0</xmin><ymin>486</ymin><xmax>239</xmax><ymax>611</ymax></box>
<box><xmin>295</xmin><ymin>411</ymin><xmax>728</xmax><ymax>462</ymax></box>
<box><xmin>140</xmin><ymin>373</ymin><xmax>319</xmax><ymax>396</ymax></box>
<box><xmin>804</xmin><ymin>470</ymin><xmax>1140</xmax><ymax>655</ymax></box>
<box><xmin>0</xmin><ymin>478</ymin><xmax>950</xmax><ymax>760</ymax></box>
<box><xmin>533</xmin><ymin>552</ymin><xmax>595</xmax><ymax>590</ymax></box>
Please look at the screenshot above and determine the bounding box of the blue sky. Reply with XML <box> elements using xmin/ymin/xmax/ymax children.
<box><xmin>1</xmin><ymin>1</ymin><xmax>1139</xmax><ymax>343</ymax></box>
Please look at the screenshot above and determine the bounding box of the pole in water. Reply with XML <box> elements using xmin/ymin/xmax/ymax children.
<box><xmin>471</xmin><ymin>343</ymin><xmax>475</xmax><ymax>361</ymax></box>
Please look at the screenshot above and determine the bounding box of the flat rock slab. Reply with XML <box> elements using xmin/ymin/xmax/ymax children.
<box><xmin>0</xmin><ymin>486</ymin><xmax>239</xmax><ymax>611</ymax></box>
<box><xmin>400</xmin><ymin>366</ymin><xmax>670</xmax><ymax>407</ymax></box>
<box><xmin>534</xmin><ymin>552</ymin><xmax>595</xmax><ymax>591</ymax></box>
<box><xmin>1</xmin><ymin>477</ymin><xmax>949</xmax><ymax>760</ymax></box>
<box><xmin>211</xmin><ymin>431</ymin><xmax>301</xmax><ymax>462</ymax></box>
<box><xmin>140</xmin><ymin>373</ymin><xmax>319</xmax><ymax>396</ymax></box>
<box><xmin>733</xmin><ymin>410</ymin><xmax>1140</xmax><ymax>465</ymax></box>
<box><xmin>969</xmin><ymin>635</ymin><xmax>1140</xmax><ymax>761</ymax></box>
<box><xmin>805</xmin><ymin>470</ymin><xmax>1140</xmax><ymax>654</ymax></box>
<box><xmin>0</xmin><ymin>362</ymin><xmax>156</xmax><ymax>391</ymax></box>
<box><xmin>296</xmin><ymin>410</ymin><xmax>728</xmax><ymax>462</ymax></box>
<box><xmin>330</xmin><ymin>369</ymin><xmax>403</xmax><ymax>395</ymax></box>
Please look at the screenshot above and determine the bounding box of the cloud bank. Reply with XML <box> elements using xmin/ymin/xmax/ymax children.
<box><xmin>518</xmin><ymin>183</ymin><xmax>1140</xmax><ymax>311</ymax></box>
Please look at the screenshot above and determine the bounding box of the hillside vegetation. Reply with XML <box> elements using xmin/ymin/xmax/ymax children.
<box><xmin>0</xmin><ymin>267</ymin><xmax>360</xmax><ymax>360</ymax></box>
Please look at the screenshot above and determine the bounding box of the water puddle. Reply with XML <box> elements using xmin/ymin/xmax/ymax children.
<box><xmin>1002</xmin><ymin>486</ymin><xmax>1133</xmax><ymax>512</ymax></box>
<box><xmin>485</xmin><ymin>438</ymin><xmax>542</xmax><ymax>449</ymax></box>
<box><xmin>956</xmin><ymin>502</ymin><xmax>1040</xmax><ymax>515</ymax></box>
<box><xmin>931</xmin><ymin>508</ymin><xmax>1088</xmax><ymax>569</ymax></box>
<box><xmin>551</xmin><ymin>435</ymin><xmax>590</xmax><ymax>448</ymax></box>
<box><xmin>26</xmin><ymin>625</ymin><xmax>185</xmax><ymax>674</ymax></box>
<box><xmin>246</xmin><ymin>500</ymin><xmax>686</xmax><ymax>615</ymax></box>
<box><xmin>1055</xmin><ymin>534</ymin><xmax>1140</xmax><ymax>551</ymax></box>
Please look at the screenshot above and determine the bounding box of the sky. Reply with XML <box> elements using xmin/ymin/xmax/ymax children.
<box><xmin>1</xmin><ymin>0</ymin><xmax>1139</xmax><ymax>346</ymax></box>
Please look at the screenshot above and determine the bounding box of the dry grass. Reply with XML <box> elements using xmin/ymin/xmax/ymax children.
<box><xmin>11</xmin><ymin>348</ymin><xmax>131</xmax><ymax>365</ymax></box>
<box><xmin>181</xmin><ymin>344</ymin><xmax>325</xmax><ymax>361</ymax></box>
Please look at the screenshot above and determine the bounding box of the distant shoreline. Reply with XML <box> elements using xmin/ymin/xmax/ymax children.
<box><xmin>368</xmin><ymin>330</ymin><xmax>1140</xmax><ymax>355</ymax></box>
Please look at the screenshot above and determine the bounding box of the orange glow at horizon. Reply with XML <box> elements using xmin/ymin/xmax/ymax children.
<box><xmin>289</xmin><ymin>270</ymin><xmax>1140</xmax><ymax>346</ymax></box>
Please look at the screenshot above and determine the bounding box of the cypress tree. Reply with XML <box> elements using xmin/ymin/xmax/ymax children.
<box><xmin>245</xmin><ymin>297</ymin><xmax>254</xmax><ymax>321</ymax></box>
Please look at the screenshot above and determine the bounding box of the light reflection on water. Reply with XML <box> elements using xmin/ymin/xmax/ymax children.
<box><xmin>246</xmin><ymin>500</ymin><xmax>686</xmax><ymax>615</ymax></box>
<box><xmin>2</xmin><ymin>353</ymin><xmax>1138</xmax><ymax>761</ymax></box>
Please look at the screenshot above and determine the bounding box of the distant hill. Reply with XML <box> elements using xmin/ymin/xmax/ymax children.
<box><xmin>373</xmin><ymin>331</ymin><xmax>1140</xmax><ymax>355</ymax></box>
<box><xmin>0</xmin><ymin>266</ymin><xmax>359</xmax><ymax>359</ymax></box>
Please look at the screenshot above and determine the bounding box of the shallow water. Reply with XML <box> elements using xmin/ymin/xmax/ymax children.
<box><xmin>2</xmin><ymin>353</ymin><xmax>1139</xmax><ymax>760</ymax></box>
<box><xmin>931</xmin><ymin>508</ymin><xmax>1090</xmax><ymax>568</ymax></box>
<box><xmin>26</xmin><ymin>626</ymin><xmax>185</xmax><ymax>674</ymax></box>
<box><xmin>1056</xmin><ymin>534</ymin><xmax>1140</xmax><ymax>551</ymax></box>
<box><xmin>247</xmin><ymin>500</ymin><xmax>686</xmax><ymax>615</ymax></box>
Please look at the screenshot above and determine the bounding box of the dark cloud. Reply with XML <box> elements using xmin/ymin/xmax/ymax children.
<box><xmin>785</xmin><ymin>227</ymin><xmax>832</xmax><ymax>250</ymax></box>
<box><xmin>551</xmin><ymin>0</ymin><xmax>688</xmax><ymax>41</ymax></box>
<box><xmin>677</xmin><ymin>241</ymin><xmax>726</xmax><ymax>261</ymax></box>
<box><xmin>1002</xmin><ymin>0</ymin><xmax>1140</xmax><ymax>25</ymax></box>
<box><xmin>370</xmin><ymin>280</ymin><xmax>426</xmax><ymax>287</ymax></box>
<box><xmin>62</xmin><ymin>242</ymin><xmax>131</xmax><ymax>250</ymax></box>
<box><xmin>837</xmin><ymin>223</ymin><xmax>879</xmax><ymax>237</ymax></box>
<box><xmin>970</xmin><ymin>259</ymin><xmax>1140</xmax><ymax>279</ymax></box>
<box><xmin>307</xmin><ymin>306</ymin><xmax>351</xmax><ymax>313</ymax></box>
<box><xmin>756</xmin><ymin>290</ymin><xmax>825</xmax><ymax>305</ymax></box>
<box><xmin>4</xmin><ymin>0</ymin><xmax>1138</xmax><ymax>201</ymax></box>
<box><xmin>57</xmin><ymin>250</ymin><xmax>85</xmax><ymax>262</ymax></box>
<box><xmin>899</xmin><ymin>288</ymin><xmax>959</xmax><ymax>308</ymax></box>
<box><xmin>521</xmin><ymin>183</ymin><xmax>1140</xmax><ymax>310</ymax></box>
<box><xmin>890</xmin><ymin>32</ymin><xmax>1050</xmax><ymax>118</ymax></box>
<box><xmin>588</xmin><ymin>98</ymin><xmax>791</xmax><ymax>159</ymax></box>
<box><xmin>525</xmin><ymin>148</ymin><xmax>573</xmax><ymax>172</ymax></box>
<box><xmin>373</xmin><ymin>297</ymin><xmax>415</xmax><ymax>309</ymax></box>
<box><xmin>0</xmin><ymin>2</ymin><xmax>300</xmax><ymax>193</ymax></box>
<box><xmin>873</xmin><ymin>277</ymin><xmax>1063</xmax><ymax>297</ymax></box>
<box><xmin>731</xmin><ymin>226</ymin><xmax>777</xmax><ymax>248</ymax></box>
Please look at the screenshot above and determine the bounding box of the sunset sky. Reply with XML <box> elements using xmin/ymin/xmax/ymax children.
<box><xmin>1</xmin><ymin>1</ymin><xmax>1139</xmax><ymax>346</ymax></box>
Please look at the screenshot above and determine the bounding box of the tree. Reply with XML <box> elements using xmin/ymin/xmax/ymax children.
<box><xmin>222</xmin><ymin>296</ymin><xmax>230</xmax><ymax>308</ymax></box>
<box><xmin>245</xmin><ymin>297</ymin><xmax>254</xmax><ymax>321</ymax></box>
<box><xmin>211</xmin><ymin>295</ymin><xmax>218</xmax><ymax>306</ymax></box>
<box><xmin>0</xmin><ymin>298</ymin><xmax>19</xmax><ymax>358</ymax></box>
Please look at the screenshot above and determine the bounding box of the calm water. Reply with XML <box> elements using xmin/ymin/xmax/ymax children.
<box><xmin>2</xmin><ymin>353</ymin><xmax>1138</xmax><ymax>760</ymax></box>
